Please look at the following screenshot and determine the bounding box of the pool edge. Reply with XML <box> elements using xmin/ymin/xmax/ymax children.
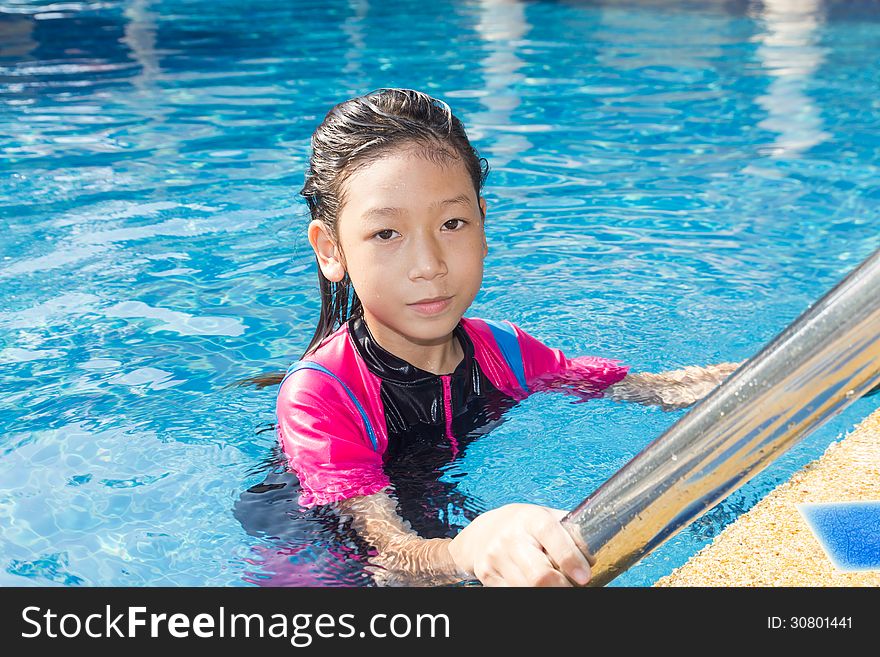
<box><xmin>654</xmin><ymin>405</ymin><xmax>880</xmax><ymax>586</ymax></box>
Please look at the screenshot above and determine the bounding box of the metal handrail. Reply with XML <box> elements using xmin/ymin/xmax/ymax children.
<box><xmin>561</xmin><ymin>247</ymin><xmax>880</xmax><ymax>587</ymax></box>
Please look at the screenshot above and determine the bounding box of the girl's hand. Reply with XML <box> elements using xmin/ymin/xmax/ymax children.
<box><xmin>448</xmin><ymin>504</ymin><xmax>592</xmax><ymax>587</ymax></box>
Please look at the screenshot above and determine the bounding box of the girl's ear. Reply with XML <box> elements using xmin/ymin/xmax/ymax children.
<box><xmin>308</xmin><ymin>220</ymin><xmax>346</xmax><ymax>282</ymax></box>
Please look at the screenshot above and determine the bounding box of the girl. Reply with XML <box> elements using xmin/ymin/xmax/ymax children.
<box><xmin>267</xmin><ymin>88</ymin><xmax>738</xmax><ymax>587</ymax></box>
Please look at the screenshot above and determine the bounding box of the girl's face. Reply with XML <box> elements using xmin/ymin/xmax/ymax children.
<box><xmin>310</xmin><ymin>145</ymin><xmax>487</xmax><ymax>355</ymax></box>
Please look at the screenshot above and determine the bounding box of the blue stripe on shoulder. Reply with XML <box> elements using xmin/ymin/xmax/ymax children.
<box><xmin>482</xmin><ymin>319</ymin><xmax>529</xmax><ymax>394</ymax></box>
<box><xmin>281</xmin><ymin>360</ymin><xmax>379</xmax><ymax>452</ymax></box>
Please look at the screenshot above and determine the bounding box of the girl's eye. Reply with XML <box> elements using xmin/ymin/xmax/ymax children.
<box><xmin>372</xmin><ymin>221</ymin><xmax>466</xmax><ymax>240</ymax></box>
<box><xmin>373</xmin><ymin>229</ymin><xmax>397</xmax><ymax>241</ymax></box>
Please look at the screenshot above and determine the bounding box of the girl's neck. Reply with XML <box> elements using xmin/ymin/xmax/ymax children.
<box><xmin>360</xmin><ymin>314</ymin><xmax>464</xmax><ymax>375</ymax></box>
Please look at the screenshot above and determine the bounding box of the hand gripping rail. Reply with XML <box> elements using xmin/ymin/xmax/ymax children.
<box><xmin>561</xmin><ymin>247</ymin><xmax>880</xmax><ymax>586</ymax></box>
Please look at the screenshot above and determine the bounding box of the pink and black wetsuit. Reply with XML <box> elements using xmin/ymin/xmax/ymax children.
<box><xmin>276</xmin><ymin>315</ymin><xmax>629</xmax><ymax>532</ymax></box>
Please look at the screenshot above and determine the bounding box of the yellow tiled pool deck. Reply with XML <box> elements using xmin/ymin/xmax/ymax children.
<box><xmin>655</xmin><ymin>406</ymin><xmax>880</xmax><ymax>586</ymax></box>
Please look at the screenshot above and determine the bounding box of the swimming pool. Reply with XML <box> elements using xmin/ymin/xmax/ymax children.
<box><xmin>2</xmin><ymin>0</ymin><xmax>879</xmax><ymax>587</ymax></box>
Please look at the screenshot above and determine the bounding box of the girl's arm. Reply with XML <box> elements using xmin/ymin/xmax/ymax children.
<box><xmin>604</xmin><ymin>361</ymin><xmax>742</xmax><ymax>411</ymax></box>
<box><xmin>334</xmin><ymin>492</ymin><xmax>463</xmax><ymax>586</ymax></box>
<box><xmin>335</xmin><ymin>491</ymin><xmax>592</xmax><ymax>587</ymax></box>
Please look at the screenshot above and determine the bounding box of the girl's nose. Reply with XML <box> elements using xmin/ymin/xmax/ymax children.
<box><xmin>408</xmin><ymin>235</ymin><xmax>447</xmax><ymax>281</ymax></box>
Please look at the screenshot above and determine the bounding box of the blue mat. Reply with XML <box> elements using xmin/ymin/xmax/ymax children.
<box><xmin>797</xmin><ymin>502</ymin><xmax>880</xmax><ymax>572</ymax></box>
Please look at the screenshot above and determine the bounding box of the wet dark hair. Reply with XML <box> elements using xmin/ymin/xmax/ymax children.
<box><xmin>240</xmin><ymin>88</ymin><xmax>489</xmax><ymax>389</ymax></box>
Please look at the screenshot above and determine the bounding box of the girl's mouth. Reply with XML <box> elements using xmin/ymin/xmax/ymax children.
<box><xmin>408</xmin><ymin>296</ymin><xmax>453</xmax><ymax>316</ymax></box>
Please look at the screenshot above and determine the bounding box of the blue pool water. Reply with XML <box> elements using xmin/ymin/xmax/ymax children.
<box><xmin>2</xmin><ymin>0</ymin><xmax>879</xmax><ymax>587</ymax></box>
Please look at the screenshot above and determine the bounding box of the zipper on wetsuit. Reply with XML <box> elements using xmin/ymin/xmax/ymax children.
<box><xmin>440</xmin><ymin>374</ymin><xmax>459</xmax><ymax>457</ymax></box>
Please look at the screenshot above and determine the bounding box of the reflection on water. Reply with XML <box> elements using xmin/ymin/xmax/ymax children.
<box><xmin>234</xmin><ymin>448</ymin><xmax>377</xmax><ymax>587</ymax></box>
<box><xmin>341</xmin><ymin>0</ymin><xmax>370</xmax><ymax>93</ymax></box>
<box><xmin>470</xmin><ymin>0</ymin><xmax>531</xmax><ymax>166</ymax></box>
<box><xmin>0</xmin><ymin>12</ymin><xmax>37</xmax><ymax>61</ymax></box>
<box><xmin>750</xmin><ymin>0</ymin><xmax>831</xmax><ymax>160</ymax></box>
<box><xmin>122</xmin><ymin>0</ymin><xmax>161</xmax><ymax>91</ymax></box>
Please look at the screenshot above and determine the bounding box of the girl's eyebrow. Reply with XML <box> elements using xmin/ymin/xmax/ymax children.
<box><xmin>361</xmin><ymin>194</ymin><xmax>473</xmax><ymax>221</ymax></box>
